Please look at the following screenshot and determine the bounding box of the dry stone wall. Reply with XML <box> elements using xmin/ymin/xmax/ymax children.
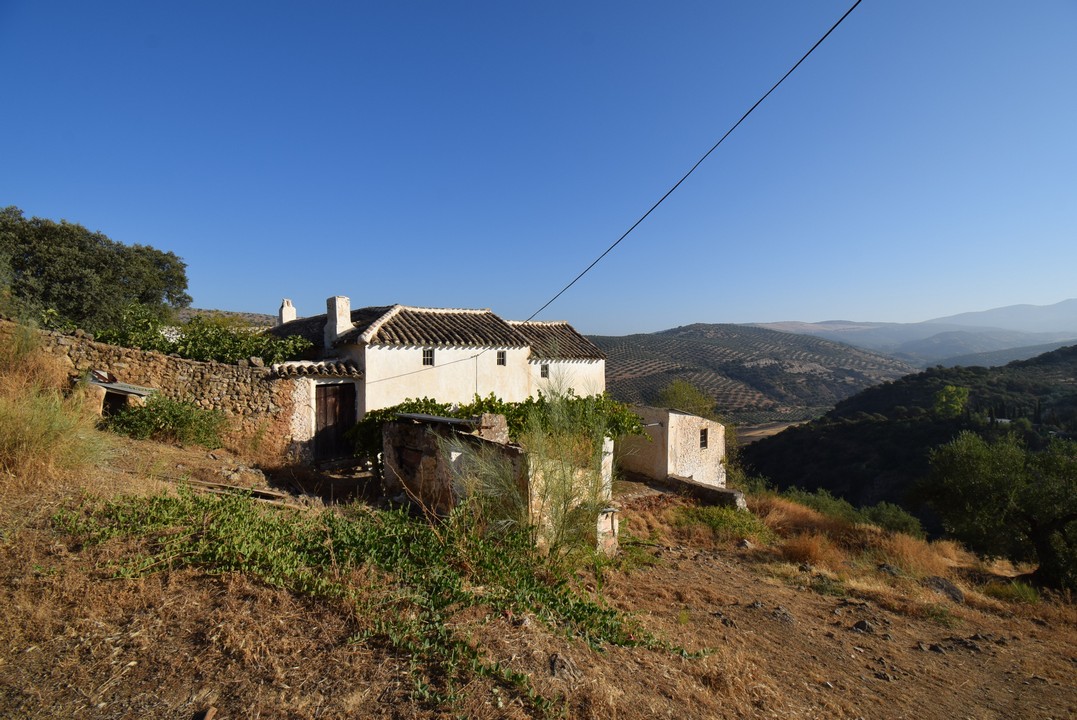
<box><xmin>9</xmin><ymin>321</ymin><xmax>298</xmax><ymax>460</ymax></box>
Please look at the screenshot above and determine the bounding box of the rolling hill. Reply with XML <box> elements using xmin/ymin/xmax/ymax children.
<box><xmin>590</xmin><ymin>324</ymin><xmax>915</xmax><ymax>425</ymax></box>
<box><xmin>754</xmin><ymin>298</ymin><xmax>1077</xmax><ymax>366</ymax></box>
<box><xmin>741</xmin><ymin>343</ymin><xmax>1077</xmax><ymax>516</ymax></box>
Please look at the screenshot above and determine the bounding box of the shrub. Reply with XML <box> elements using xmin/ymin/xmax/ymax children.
<box><xmin>981</xmin><ymin>580</ymin><xmax>1041</xmax><ymax>604</ymax></box>
<box><xmin>861</xmin><ymin>502</ymin><xmax>925</xmax><ymax>538</ymax></box>
<box><xmin>97</xmin><ymin>309</ymin><xmax>312</xmax><ymax>364</ymax></box>
<box><xmin>673</xmin><ymin>505</ymin><xmax>776</xmax><ymax>545</ymax></box>
<box><xmin>782</xmin><ymin>488</ymin><xmax>924</xmax><ymax>538</ymax></box>
<box><xmin>105</xmin><ymin>395</ymin><xmax>227</xmax><ymax>448</ymax></box>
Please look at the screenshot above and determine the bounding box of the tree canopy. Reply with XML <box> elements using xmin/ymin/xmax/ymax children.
<box><xmin>928</xmin><ymin>431</ymin><xmax>1077</xmax><ymax>590</ymax></box>
<box><xmin>0</xmin><ymin>206</ymin><xmax>191</xmax><ymax>332</ymax></box>
<box><xmin>656</xmin><ymin>378</ymin><xmax>717</xmax><ymax>419</ymax></box>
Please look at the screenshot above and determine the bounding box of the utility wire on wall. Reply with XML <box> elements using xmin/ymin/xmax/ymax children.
<box><xmin>524</xmin><ymin>0</ymin><xmax>863</xmax><ymax>322</ymax></box>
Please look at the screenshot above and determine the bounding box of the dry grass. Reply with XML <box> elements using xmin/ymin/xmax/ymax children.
<box><xmin>877</xmin><ymin>533</ymin><xmax>953</xmax><ymax>577</ymax></box>
<box><xmin>779</xmin><ymin>532</ymin><xmax>846</xmax><ymax>569</ymax></box>
<box><xmin>0</xmin><ymin>323</ymin><xmax>109</xmax><ymax>498</ymax></box>
<box><xmin>750</xmin><ymin>494</ymin><xmax>845</xmax><ymax>538</ymax></box>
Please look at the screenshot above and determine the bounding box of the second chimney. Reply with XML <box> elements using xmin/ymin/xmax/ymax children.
<box><xmin>278</xmin><ymin>298</ymin><xmax>296</xmax><ymax>326</ymax></box>
<box><xmin>324</xmin><ymin>295</ymin><xmax>352</xmax><ymax>349</ymax></box>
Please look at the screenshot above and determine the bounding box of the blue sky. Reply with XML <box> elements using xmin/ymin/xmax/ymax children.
<box><xmin>2</xmin><ymin>1</ymin><xmax>1074</xmax><ymax>334</ymax></box>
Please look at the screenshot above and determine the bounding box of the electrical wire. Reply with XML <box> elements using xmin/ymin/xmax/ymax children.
<box><xmin>524</xmin><ymin>0</ymin><xmax>863</xmax><ymax>322</ymax></box>
<box><xmin>367</xmin><ymin>0</ymin><xmax>863</xmax><ymax>385</ymax></box>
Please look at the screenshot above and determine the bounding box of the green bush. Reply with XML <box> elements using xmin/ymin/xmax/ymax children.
<box><xmin>981</xmin><ymin>580</ymin><xmax>1040</xmax><ymax>604</ymax></box>
<box><xmin>673</xmin><ymin>505</ymin><xmax>776</xmax><ymax>545</ymax></box>
<box><xmin>97</xmin><ymin>309</ymin><xmax>312</xmax><ymax>364</ymax></box>
<box><xmin>860</xmin><ymin>501</ymin><xmax>925</xmax><ymax>538</ymax></box>
<box><xmin>105</xmin><ymin>394</ymin><xmax>227</xmax><ymax>448</ymax></box>
<box><xmin>348</xmin><ymin>391</ymin><xmax>644</xmax><ymax>460</ymax></box>
<box><xmin>783</xmin><ymin>488</ymin><xmax>924</xmax><ymax>538</ymax></box>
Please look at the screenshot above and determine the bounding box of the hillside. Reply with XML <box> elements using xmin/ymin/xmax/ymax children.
<box><xmin>938</xmin><ymin>339</ymin><xmax>1077</xmax><ymax>368</ymax></box>
<box><xmin>742</xmin><ymin>344</ymin><xmax>1077</xmax><ymax>515</ymax></box>
<box><xmin>2</xmin><ymin>443</ymin><xmax>1074</xmax><ymax>720</ymax></box>
<box><xmin>754</xmin><ymin>298</ymin><xmax>1077</xmax><ymax>366</ymax></box>
<box><xmin>591</xmin><ymin>324</ymin><xmax>914</xmax><ymax>425</ymax></box>
<box><xmin>1</xmin><ymin>333</ymin><xmax>1073</xmax><ymax>719</ymax></box>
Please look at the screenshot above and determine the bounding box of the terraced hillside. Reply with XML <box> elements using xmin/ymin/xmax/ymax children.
<box><xmin>590</xmin><ymin>324</ymin><xmax>915</xmax><ymax>425</ymax></box>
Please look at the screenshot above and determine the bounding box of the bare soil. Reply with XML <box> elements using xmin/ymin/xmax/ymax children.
<box><xmin>1</xmin><ymin>439</ymin><xmax>1074</xmax><ymax>719</ymax></box>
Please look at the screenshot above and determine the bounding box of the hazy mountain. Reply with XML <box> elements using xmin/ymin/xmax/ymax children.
<box><xmin>926</xmin><ymin>298</ymin><xmax>1077</xmax><ymax>333</ymax></box>
<box><xmin>754</xmin><ymin>299</ymin><xmax>1077</xmax><ymax>366</ymax></box>
<box><xmin>590</xmin><ymin>324</ymin><xmax>914</xmax><ymax>426</ymax></box>
<box><xmin>938</xmin><ymin>340</ymin><xmax>1077</xmax><ymax>368</ymax></box>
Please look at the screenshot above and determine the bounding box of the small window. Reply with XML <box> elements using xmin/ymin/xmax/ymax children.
<box><xmin>700</xmin><ymin>428</ymin><xmax>709</xmax><ymax>449</ymax></box>
<box><xmin>422</xmin><ymin>348</ymin><xmax>434</xmax><ymax>366</ymax></box>
<box><xmin>540</xmin><ymin>363</ymin><xmax>550</xmax><ymax>378</ymax></box>
<box><xmin>496</xmin><ymin>350</ymin><xmax>506</xmax><ymax>366</ymax></box>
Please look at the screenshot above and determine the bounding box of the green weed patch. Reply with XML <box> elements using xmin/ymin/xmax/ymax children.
<box><xmin>55</xmin><ymin>491</ymin><xmax>657</xmax><ymax>713</ymax></box>
<box><xmin>673</xmin><ymin>505</ymin><xmax>777</xmax><ymax>545</ymax></box>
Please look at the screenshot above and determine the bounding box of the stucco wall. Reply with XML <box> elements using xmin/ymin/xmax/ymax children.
<box><xmin>666</xmin><ymin>410</ymin><xmax>726</xmax><ymax>488</ymax></box>
<box><xmin>616</xmin><ymin>406</ymin><xmax>727</xmax><ymax>488</ymax></box>
<box><xmin>616</xmin><ymin>406</ymin><xmax>672</xmax><ymax>481</ymax></box>
<box><xmin>360</xmin><ymin>344</ymin><xmax>533</xmax><ymax>413</ymax></box>
<box><xmin>14</xmin><ymin>321</ymin><xmax>298</xmax><ymax>459</ymax></box>
<box><xmin>529</xmin><ymin>359</ymin><xmax>606</xmax><ymax>397</ymax></box>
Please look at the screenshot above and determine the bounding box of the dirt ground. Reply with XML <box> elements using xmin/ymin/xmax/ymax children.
<box><xmin>1</xmin><ymin>439</ymin><xmax>1074</xmax><ymax>719</ymax></box>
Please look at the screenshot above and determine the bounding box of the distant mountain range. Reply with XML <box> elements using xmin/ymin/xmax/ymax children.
<box><xmin>753</xmin><ymin>299</ymin><xmax>1077</xmax><ymax>367</ymax></box>
<box><xmin>589</xmin><ymin>324</ymin><xmax>914</xmax><ymax>426</ymax></box>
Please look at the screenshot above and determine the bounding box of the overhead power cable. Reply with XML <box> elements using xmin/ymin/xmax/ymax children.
<box><xmin>525</xmin><ymin>0</ymin><xmax>863</xmax><ymax>322</ymax></box>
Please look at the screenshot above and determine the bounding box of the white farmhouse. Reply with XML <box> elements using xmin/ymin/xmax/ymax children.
<box><xmin>266</xmin><ymin>296</ymin><xmax>605</xmax><ymax>462</ymax></box>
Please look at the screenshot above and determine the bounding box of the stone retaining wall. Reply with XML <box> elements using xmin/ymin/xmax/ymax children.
<box><xmin>6</xmin><ymin>320</ymin><xmax>298</xmax><ymax>460</ymax></box>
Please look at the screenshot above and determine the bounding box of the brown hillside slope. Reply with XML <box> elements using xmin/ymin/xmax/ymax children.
<box><xmin>1</xmin><ymin>445</ymin><xmax>1073</xmax><ymax>720</ymax></box>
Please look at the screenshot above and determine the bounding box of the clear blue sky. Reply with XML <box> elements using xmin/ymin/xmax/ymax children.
<box><xmin>2</xmin><ymin>1</ymin><xmax>1074</xmax><ymax>334</ymax></box>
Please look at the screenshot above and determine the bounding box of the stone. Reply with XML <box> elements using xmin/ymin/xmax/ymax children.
<box><xmin>922</xmin><ymin>576</ymin><xmax>964</xmax><ymax>604</ymax></box>
<box><xmin>852</xmin><ymin>619</ymin><xmax>875</xmax><ymax>634</ymax></box>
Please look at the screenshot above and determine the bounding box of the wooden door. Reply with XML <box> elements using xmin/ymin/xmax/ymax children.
<box><xmin>315</xmin><ymin>383</ymin><xmax>356</xmax><ymax>461</ymax></box>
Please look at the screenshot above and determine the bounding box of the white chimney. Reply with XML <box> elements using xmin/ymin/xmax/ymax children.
<box><xmin>278</xmin><ymin>298</ymin><xmax>296</xmax><ymax>326</ymax></box>
<box><xmin>324</xmin><ymin>295</ymin><xmax>352</xmax><ymax>348</ymax></box>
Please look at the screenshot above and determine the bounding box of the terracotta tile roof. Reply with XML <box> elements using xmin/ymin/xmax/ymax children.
<box><xmin>270</xmin><ymin>360</ymin><xmax>363</xmax><ymax>378</ymax></box>
<box><xmin>348</xmin><ymin>306</ymin><xmax>528</xmax><ymax>348</ymax></box>
<box><xmin>265</xmin><ymin>306</ymin><xmax>393</xmax><ymax>355</ymax></box>
<box><xmin>509</xmin><ymin>321</ymin><xmax>606</xmax><ymax>360</ymax></box>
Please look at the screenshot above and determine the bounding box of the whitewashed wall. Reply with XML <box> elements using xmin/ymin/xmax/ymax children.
<box><xmin>617</xmin><ymin>407</ymin><xmax>727</xmax><ymax>488</ymax></box>
<box><xmin>528</xmin><ymin>359</ymin><xmax>606</xmax><ymax>397</ymax></box>
<box><xmin>361</xmin><ymin>344</ymin><xmax>533</xmax><ymax>413</ymax></box>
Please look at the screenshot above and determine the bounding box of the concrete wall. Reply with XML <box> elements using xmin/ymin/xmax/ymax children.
<box><xmin>359</xmin><ymin>344</ymin><xmax>533</xmax><ymax>414</ymax></box>
<box><xmin>617</xmin><ymin>406</ymin><xmax>727</xmax><ymax>488</ymax></box>
<box><xmin>13</xmin><ymin>321</ymin><xmax>298</xmax><ymax>459</ymax></box>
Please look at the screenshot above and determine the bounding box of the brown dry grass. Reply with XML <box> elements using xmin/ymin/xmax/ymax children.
<box><xmin>0</xmin><ymin>324</ymin><xmax>109</xmax><ymax>498</ymax></box>
<box><xmin>780</xmin><ymin>531</ymin><xmax>846</xmax><ymax>568</ymax></box>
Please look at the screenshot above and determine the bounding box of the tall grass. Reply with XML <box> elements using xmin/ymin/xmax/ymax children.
<box><xmin>0</xmin><ymin>323</ymin><xmax>107</xmax><ymax>493</ymax></box>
